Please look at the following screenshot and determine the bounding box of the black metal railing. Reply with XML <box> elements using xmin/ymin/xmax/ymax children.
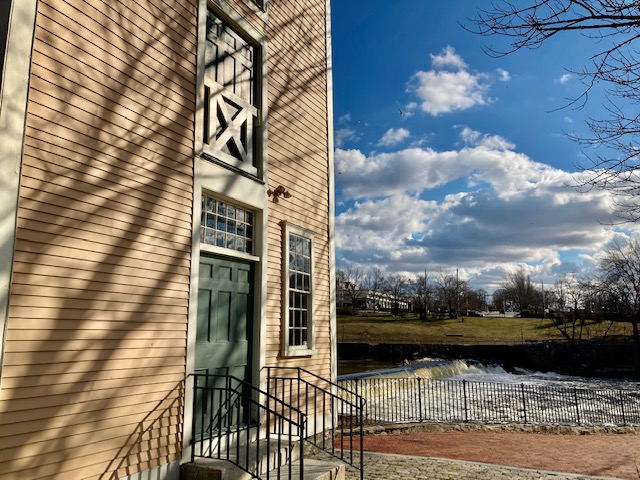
<box><xmin>266</xmin><ymin>367</ymin><xmax>366</xmax><ymax>480</ymax></box>
<box><xmin>191</xmin><ymin>373</ymin><xmax>306</xmax><ymax>479</ymax></box>
<box><xmin>338</xmin><ymin>377</ymin><xmax>640</xmax><ymax>427</ymax></box>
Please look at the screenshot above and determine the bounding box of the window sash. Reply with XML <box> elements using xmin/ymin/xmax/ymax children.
<box><xmin>282</xmin><ymin>223</ymin><xmax>314</xmax><ymax>355</ymax></box>
<box><xmin>201</xmin><ymin>194</ymin><xmax>254</xmax><ymax>254</ymax></box>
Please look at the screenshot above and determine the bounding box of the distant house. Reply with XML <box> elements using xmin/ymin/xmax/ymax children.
<box><xmin>0</xmin><ymin>0</ymin><xmax>337</xmax><ymax>478</ymax></box>
<box><xmin>337</xmin><ymin>284</ymin><xmax>410</xmax><ymax>312</ymax></box>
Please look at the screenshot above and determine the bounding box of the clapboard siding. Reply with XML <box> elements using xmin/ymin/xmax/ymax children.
<box><xmin>3</xmin><ymin>355</ymin><xmax>187</xmax><ymax>380</ymax></box>
<box><xmin>23</xmin><ymin>127</ymin><xmax>193</xmax><ymax>187</ymax></box>
<box><xmin>0</xmin><ymin>0</ymin><xmax>196</xmax><ymax>477</ymax></box>
<box><xmin>263</xmin><ymin>0</ymin><xmax>332</xmax><ymax>380</ymax></box>
<box><xmin>37</xmin><ymin>1</ymin><xmax>195</xmax><ymax>92</ymax></box>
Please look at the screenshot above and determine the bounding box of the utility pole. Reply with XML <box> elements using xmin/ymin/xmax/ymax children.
<box><xmin>542</xmin><ymin>278</ymin><xmax>546</xmax><ymax>319</ymax></box>
<box><xmin>456</xmin><ymin>268</ymin><xmax>459</xmax><ymax>319</ymax></box>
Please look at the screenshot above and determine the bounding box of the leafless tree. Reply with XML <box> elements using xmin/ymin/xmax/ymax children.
<box><xmin>470</xmin><ymin>1</ymin><xmax>640</xmax><ymax>222</ymax></box>
<box><xmin>593</xmin><ymin>239</ymin><xmax>640</xmax><ymax>371</ymax></box>
<box><xmin>363</xmin><ymin>267</ymin><xmax>386</xmax><ymax>312</ymax></box>
<box><xmin>414</xmin><ymin>272</ymin><xmax>435</xmax><ymax>319</ymax></box>
<box><xmin>434</xmin><ymin>270</ymin><xmax>461</xmax><ymax>318</ymax></box>
<box><xmin>501</xmin><ymin>266</ymin><xmax>538</xmax><ymax>312</ymax></box>
<box><xmin>337</xmin><ymin>263</ymin><xmax>365</xmax><ymax>310</ymax></box>
<box><xmin>552</xmin><ymin>273</ymin><xmax>589</xmax><ymax>342</ymax></box>
<box><xmin>385</xmin><ymin>273</ymin><xmax>411</xmax><ymax>316</ymax></box>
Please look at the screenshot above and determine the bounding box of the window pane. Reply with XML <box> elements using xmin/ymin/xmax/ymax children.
<box><xmin>216</xmin><ymin>232</ymin><xmax>225</xmax><ymax>247</ymax></box>
<box><xmin>285</xmin><ymin>227</ymin><xmax>313</xmax><ymax>350</ymax></box>
<box><xmin>200</xmin><ymin>194</ymin><xmax>254</xmax><ymax>254</ymax></box>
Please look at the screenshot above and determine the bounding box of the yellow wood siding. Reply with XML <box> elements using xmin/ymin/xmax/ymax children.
<box><xmin>0</xmin><ymin>0</ymin><xmax>196</xmax><ymax>478</ymax></box>
<box><xmin>265</xmin><ymin>0</ymin><xmax>332</xmax><ymax>380</ymax></box>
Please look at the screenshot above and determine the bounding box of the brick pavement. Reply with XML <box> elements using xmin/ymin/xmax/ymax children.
<box><xmin>328</xmin><ymin>424</ymin><xmax>640</xmax><ymax>479</ymax></box>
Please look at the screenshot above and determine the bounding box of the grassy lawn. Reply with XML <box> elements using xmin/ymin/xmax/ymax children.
<box><xmin>337</xmin><ymin>313</ymin><xmax>635</xmax><ymax>345</ymax></box>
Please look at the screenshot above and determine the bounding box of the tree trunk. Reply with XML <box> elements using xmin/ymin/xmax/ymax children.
<box><xmin>633</xmin><ymin>318</ymin><xmax>640</xmax><ymax>375</ymax></box>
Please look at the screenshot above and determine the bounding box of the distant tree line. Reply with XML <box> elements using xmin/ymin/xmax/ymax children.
<box><xmin>336</xmin><ymin>265</ymin><xmax>487</xmax><ymax>319</ymax></box>
<box><xmin>338</xmin><ymin>239</ymin><xmax>640</xmax><ymax>368</ymax></box>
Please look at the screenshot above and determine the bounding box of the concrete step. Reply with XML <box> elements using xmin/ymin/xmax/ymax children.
<box><xmin>181</xmin><ymin>439</ymin><xmax>345</xmax><ymax>480</ymax></box>
<box><xmin>181</xmin><ymin>457</ymin><xmax>344</xmax><ymax>480</ymax></box>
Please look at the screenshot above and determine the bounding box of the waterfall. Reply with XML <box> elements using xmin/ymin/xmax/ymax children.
<box><xmin>338</xmin><ymin>358</ymin><xmax>475</xmax><ymax>382</ymax></box>
<box><xmin>337</xmin><ymin>358</ymin><xmax>479</xmax><ymax>403</ymax></box>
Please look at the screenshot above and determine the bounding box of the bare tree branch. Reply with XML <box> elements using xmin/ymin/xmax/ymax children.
<box><xmin>469</xmin><ymin>0</ymin><xmax>640</xmax><ymax>222</ymax></box>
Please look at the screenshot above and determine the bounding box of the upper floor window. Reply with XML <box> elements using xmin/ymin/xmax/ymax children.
<box><xmin>201</xmin><ymin>194</ymin><xmax>254</xmax><ymax>254</ymax></box>
<box><xmin>203</xmin><ymin>11</ymin><xmax>259</xmax><ymax>177</ymax></box>
<box><xmin>282</xmin><ymin>222</ymin><xmax>315</xmax><ymax>356</ymax></box>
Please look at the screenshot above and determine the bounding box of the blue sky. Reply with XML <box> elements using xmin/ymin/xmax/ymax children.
<box><xmin>330</xmin><ymin>1</ymin><xmax>637</xmax><ymax>295</ymax></box>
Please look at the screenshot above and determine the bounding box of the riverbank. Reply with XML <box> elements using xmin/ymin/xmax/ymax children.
<box><xmin>337</xmin><ymin>313</ymin><xmax>634</xmax><ymax>345</ymax></box>
<box><xmin>338</xmin><ymin>341</ymin><xmax>638</xmax><ymax>378</ymax></box>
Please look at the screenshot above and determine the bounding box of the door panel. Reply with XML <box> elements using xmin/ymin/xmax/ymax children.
<box><xmin>195</xmin><ymin>255</ymin><xmax>254</xmax><ymax>436</ymax></box>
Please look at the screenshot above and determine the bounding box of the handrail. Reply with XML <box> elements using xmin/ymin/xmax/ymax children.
<box><xmin>190</xmin><ymin>373</ymin><xmax>306</xmax><ymax>479</ymax></box>
<box><xmin>265</xmin><ymin>366</ymin><xmax>366</xmax><ymax>480</ymax></box>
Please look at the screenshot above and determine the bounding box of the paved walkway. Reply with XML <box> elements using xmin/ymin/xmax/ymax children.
<box><xmin>328</xmin><ymin>425</ymin><xmax>640</xmax><ymax>479</ymax></box>
<box><xmin>341</xmin><ymin>453</ymin><xmax>620</xmax><ymax>479</ymax></box>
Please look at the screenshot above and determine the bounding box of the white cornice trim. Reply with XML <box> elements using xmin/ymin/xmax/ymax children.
<box><xmin>0</xmin><ymin>0</ymin><xmax>38</xmax><ymax>385</ymax></box>
<box><xmin>325</xmin><ymin>0</ymin><xmax>337</xmax><ymax>386</ymax></box>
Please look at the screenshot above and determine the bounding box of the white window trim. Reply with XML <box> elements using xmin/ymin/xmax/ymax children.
<box><xmin>185</xmin><ymin>0</ymin><xmax>269</xmax><ymax>464</ymax></box>
<box><xmin>281</xmin><ymin>221</ymin><xmax>316</xmax><ymax>357</ymax></box>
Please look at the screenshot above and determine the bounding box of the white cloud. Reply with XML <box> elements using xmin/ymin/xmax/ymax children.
<box><xmin>338</xmin><ymin>113</ymin><xmax>352</xmax><ymax>125</ymax></box>
<box><xmin>407</xmin><ymin>46</ymin><xmax>492</xmax><ymax>116</ymax></box>
<box><xmin>459</xmin><ymin>126</ymin><xmax>514</xmax><ymax>150</ymax></box>
<box><xmin>335</xmin><ymin>128</ymin><xmax>627</xmax><ymax>290</ymax></box>
<box><xmin>335</xmin><ymin>128</ymin><xmax>357</xmax><ymax>148</ymax></box>
<box><xmin>430</xmin><ymin>45</ymin><xmax>467</xmax><ymax>70</ymax></box>
<box><xmin>497</xmin><ymin>68</ymin><xmax>511</xmax><ymax>82</ymax></box>
<box><xmin>378</xmin><ymin>128</ymin><xmax>411</xmax><ymax>147</ymax></box>
<box><xmin>559</xmin><ymin>73</ymin><xmax>572</xmax><ymax>84</ymax></box>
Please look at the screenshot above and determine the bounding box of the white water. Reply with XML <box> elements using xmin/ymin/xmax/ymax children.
<box><xmin>338</xmin><ymin>359</ymin><xmax>640</xmax><ymax>426</ymax></box>
<box><xmin>449</xmin><ymin>362</ymin><xmax>640</xmax><ymax>390</ymax></box>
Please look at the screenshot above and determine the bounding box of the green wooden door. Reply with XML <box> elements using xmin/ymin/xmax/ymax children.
<box><xmin>195</xmin><ymin>255</ymin><xmax>254</xmax><ymax>436</ymax></box>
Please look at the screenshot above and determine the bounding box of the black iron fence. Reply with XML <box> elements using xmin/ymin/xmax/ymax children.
<box><xmin>338</xmin><ymin>377</ymin><xmax>640</xmax><ymax>426</ymax></box>
<box><xmin>266</xmin><ymin>367</ymin><xmax>366</xmax><ymax>480</ymax></box>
